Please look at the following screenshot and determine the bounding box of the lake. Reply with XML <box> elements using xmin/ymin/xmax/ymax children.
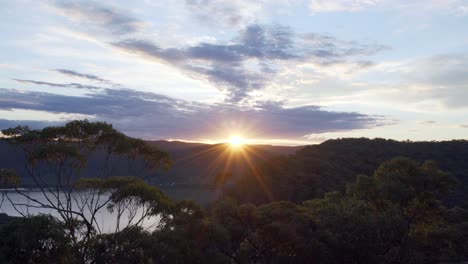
<box><xmin>0</xmin><ymin>186</ymin><xmax>216</xmax><ymax>233</ymax></box>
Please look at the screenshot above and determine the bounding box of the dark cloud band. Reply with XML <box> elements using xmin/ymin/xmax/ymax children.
<box><xmin>0</xmin><ymin>86</ymin><xmax>386</xmax><ymax>140</ymax></box>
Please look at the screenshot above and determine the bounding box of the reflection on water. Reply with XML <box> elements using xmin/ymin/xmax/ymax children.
<box><xmin>0</xmin><ymin>190</ymin><xmax>161</xmax><ymax>233</ymax></box>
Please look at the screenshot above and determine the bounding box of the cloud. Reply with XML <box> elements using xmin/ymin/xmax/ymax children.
<box><xmin>409</xmin><ymin>54</ymin><xmax>468</xmax><ymax>88</ymax></box>
<box><xmin>12</xmin><ymin>79</ymin><xmax>102</xmax><ymax>90</ymax></box>
<box><xmin>302</xmin><ymin>33</ymin><xmax>388</xmax><ymax>62</ymax></box>
<box><xmin>54</xmin><ymin>1</ymin><xmax>142</xmax><ymax>35</ymax></box>
<box><xmin>185</xmin><ymin>0</ymin><xmax>262</xmax><ymax>26</ymax></box>
<box><xmin>54</xmin><ymin>69</ymin><xmax>114</xmax><ymax>85</ymax></box>
<box><xmin>326</xmin><ymin>53</ymin><xmax>468</xmax><ymax>112</ymax></box>
<box><xmin>456</xmin><ymin>4</ymin><xmax>468</xmax><ymax>16</ymax></box>
<box><xmin>113</xmin><ymin>24</ymin><xmax>297</xmax><ymax>62</ymax></box>
<box><xmin>380</xmin><ymin>54</ymin><xmax>468</xmax><ymax>109</ymax></box>
<box><xmin>308</xmin><ymin>0</ymin><xmax>468</xmax><ymax>14</ymax></box>
<box><xmin>0</xmin><ymin>86</ymin><xmax>386</xmax><ymax>140</ymax></box>
<box><xmin>50</xmin><ymin>2</ymin><xmax>386</xmax><ymax>103</ymax></box>
<box><xmin>113</xmin><ymin>24</ymin><xmax>385</xmax><ymax>102</ymax></box>
<box><xmin>417</xmin><ymin>120</ymin><xmax>435</xmax><ymax>125</ymax></box>
<box><xmin>309</xmin><ymin>0</ymin><xmax>381</xmax><ymax>12</ymax></box>
<box><xmin>425</xmin><ymin>0</ymin><xmax>468</xmax><ymax>16</ymax></box>
<box><xmin>0</xmin><ymin>119</ymin><xmax>64</xmax><ymax>130</ymax></box>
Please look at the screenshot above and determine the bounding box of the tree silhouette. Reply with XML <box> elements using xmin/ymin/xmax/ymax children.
<box><xmin>0</xmin><ymin>120</ymin><xmax>172</xmax><ymax>261</ymax></box>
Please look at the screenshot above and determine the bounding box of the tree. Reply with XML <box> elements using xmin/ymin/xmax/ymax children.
<box><xmin>0</xmin><ymin>120</ymin><xmax>172</xmax><ymax>262</ymax></box>
<box><xmin>149</xmin><ymin>200</ymin><xmax>227</xmax><ymax>264</ymax></box>
<box><xmin>0</xmin><ymin>214</ymin><xmax>74</xmax><ymax>264</ymax></box>
<box><xmin>304</xmin><ymin>193</ymin><xmax>407</xmax><ymax>263</ymax></box>
<box><xmin>87</xmin><ymin>226</ymin><xmax>153</xmax><ymax>264</ymax></box>
<box><xmin>0</xmin><ymin>168</ymin><xmax>21</xmax><ymax>210</ymax></box>
<box><xmin>346</xmin><ymin>157</ymin><xmax>465</xmax><ymax>263</ymax></box>
<box><xmin>373</xmin><ymin>157</ymin><xmax>457</xmax><ymax>204</ymax></box>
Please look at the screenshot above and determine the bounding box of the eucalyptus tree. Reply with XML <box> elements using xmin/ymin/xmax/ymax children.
<box><xmin>0</xmin><ymin>120</ymin><xmax>173</xmax><ymax>262</ymax></box>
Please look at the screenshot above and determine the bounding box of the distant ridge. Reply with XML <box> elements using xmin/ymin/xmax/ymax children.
<box><xmin>4</xmin><ymin>138</ymin><xmax>467</xmax><ymax>207</ymax></box>
<box><xmin>229</xmin><ymin>138</ymin><xmax>468</xmax><ymax>207</ymax></box>
<box><xmin>0</xmin><ymin>140</ymin><xmax>303</xmax><ymax>186</ymax></box>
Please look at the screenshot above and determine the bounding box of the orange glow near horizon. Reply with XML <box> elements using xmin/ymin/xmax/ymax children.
<box><xmin>164</xmin><ymin>137</ymin><xmax>311</xmax><ymax>147</ymax></box>
<box><xmin>172</xmin><ymin>136</ymin><xmax>274</xmax><ymax>201</ymax></box>
<box><xmin>228</xmin><ymin>135</ymin><xmax>245</xmax><ymax>149</ymax></box>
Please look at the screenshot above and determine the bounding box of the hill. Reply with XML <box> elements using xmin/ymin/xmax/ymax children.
<box><xmin>2</xmin><ymin>138</ymin><xmax>468</xmax><ymax>207</ymax></box>
<box><xmin>149</xmin><ymin>140</ymin><xmax>301</xmax><ymax>184</ymax></box>
<box><xmin>0</xmin><ymin>140</ymin><xmax>302</xmax><ymax>186</ymax></box>
<box><xmin>229</xmin><ymin>138</ymin><xmax>468</xmax><ymax>207</ymax></box>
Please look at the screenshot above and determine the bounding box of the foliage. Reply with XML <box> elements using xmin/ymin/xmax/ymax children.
<box><xmin>228</xmin><ymin>138</ymin><xmax>468</xmax><ymax>207</ymax></box>
<box><xmin>0</xmin><ymin>168</ymin><xmax>21</xmax><ymax>188</ymax></box>
<box><xmin>0</xmin><ymin>120</ymin><xmax>172</xmax><ymax>262</ymax></box>
<box><xmin>87</xmin><ymin>227</ymin><xmax>154</xmax><ymax>264</ymax></box>
<box><xmin>0</xmin><ymin>215</ymin><xmax>75</xmax><ymax>264</ymax></box>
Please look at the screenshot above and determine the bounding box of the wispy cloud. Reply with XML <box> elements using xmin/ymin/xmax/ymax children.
<box><xmin>302</xmin><ymin>33</ymin><xmax>388</xmax><ymax>61</ymax></box>
<box><xmin>48</xmin><ymin>1</ymin><xmax>387</xmax><ymax>102</ymax></box>
<box><xmin>309</xmin><ymin>0</ymin><xmax>381</xmax><ymax>12</ymax></box>
<box><xmin>54</xmin><ymin>69</ymin><xmax>115</xmax><ymax>85</ymax></box>
<box><xmin>12</xmin><ymin>79</ymin><xmax>102</xmax><ymax>90</ymax></box>
<box><xmin>417</xmin><ymin>120</ymin><xmax>436</xmax><ymax>125</ymax></box>
<box><xmin>185</xmin><ymin>0</ymin><xmax>262</xmax><ymax>26</ymax></box>
<box><xmin>54</xmin><ymin>1</ymin><xmax>143</xmax><ymax>35</ymax></box>
<box><xmin>371</xmin><ymin>54</ymin><xmax>468</xmax><ymax>109</ymax></box>
<box><xmin>113</xmin><ymin>24</ymin><xmax>385</xmax><ymax>102</ymax></box>
<box><xmin>308</xmin><ymin>0</ymin><xmax>468</xmax><ymax>15</ymax></box>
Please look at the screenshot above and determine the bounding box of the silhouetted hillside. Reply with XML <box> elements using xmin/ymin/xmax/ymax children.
<box><xmin>0</xmin><ymin>140</ymin><xmax>301</xmax><ymax>186</ymax></box>
<box><xmin>150</xmin><ymin>141</ymin><xmax>302</xmax><ymax>184</ymax></box>
<box><xmin>230</xmin><ymin>138</ymin><xmax>468</xmax><ymax>207</ymax></box>
<box><xmin>3</xmin><ymin>138</ymin><xmax>468</xmax><ymax>207</ymax></box>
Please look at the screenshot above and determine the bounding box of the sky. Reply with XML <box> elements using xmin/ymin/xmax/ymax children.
<box><xmin>1</xmin><ymin>0</ymin><xmax>468</xmax><ymax>145</ymax></box>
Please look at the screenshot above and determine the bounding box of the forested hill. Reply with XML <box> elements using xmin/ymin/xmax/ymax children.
<box><xmin>148</xmin><ymin>140</ymin><xmax>301</xmax><ymax>184</ymax></box>
<box><xmin>0</xmin><ymin>140</ymin><xmax>301</xmax><ymax>186</ymax></box>
<box><xmin>230</xmin><ymin>138</ymin><xmax>468</xmax><ymax>207</ymax></box>
<box><xmin>2</xmin><ymin>138</ymin><xmax>468</xmax><ymax>206</ymax></box>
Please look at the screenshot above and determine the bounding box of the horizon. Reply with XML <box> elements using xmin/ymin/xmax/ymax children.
<box><xmin>1</xmin><ymin>1</ymin><xmax>468</xmax><ymax>145</ymax></box>
<box><xmin>149</xmin><ymin>136</ymin><xmax>468</xmax><ymax>147</ymax></box>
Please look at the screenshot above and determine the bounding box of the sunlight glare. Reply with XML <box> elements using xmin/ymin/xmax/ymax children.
<box><xmin>228</xmin><ymin>136</ymin><xmax>244</xmax><ymax>148</ymax></box>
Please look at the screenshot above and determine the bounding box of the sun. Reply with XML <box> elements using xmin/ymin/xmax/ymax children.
<box><xmin>228</xmin><ymin>135</ymin><xmax>245</xmax><ymax>148</ymax></box>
